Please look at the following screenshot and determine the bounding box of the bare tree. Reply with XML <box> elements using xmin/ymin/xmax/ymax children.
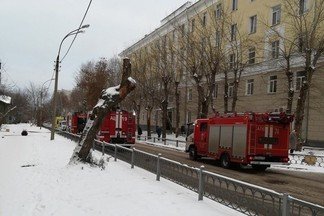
<box><xmin>148</xmin><ymin>36</ymin><xmax>175</xmax><ymax>138</ymax></box>
<box><xmin>9</xmin><ymin>90</ymin><xmax>31</xmax><ymax>123</ymax></box>
<box><xmin>75</xmin><ymin>60</ymin><xmax>109</xmax><ymax>110</ymax></box>
<box><xmin>70</xmin><ymin>58</ymin><xmax>136</xmax><ymax>163</ymax></box>
<box><xmin>266</xmin><ymin>0</ymin><xmax>324</xmax><ymax>147</ymax></box>
<box><xmin>285</xmin><ymin>1</ymin><xmax>324</xmax><ymax>146</ymax></box>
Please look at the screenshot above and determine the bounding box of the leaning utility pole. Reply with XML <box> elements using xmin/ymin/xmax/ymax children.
<box><xmin>0</xmin><ymin>61</ymin><xmax>2</xmax><ymax>86</ymax></box>
<box><xmin>50</xmin><ymin>56</ymin><xmax>59</xmax><ymax>140</ymax></box>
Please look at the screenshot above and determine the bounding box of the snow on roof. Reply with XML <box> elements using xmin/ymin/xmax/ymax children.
<box><xmin>0</xmin><ymin>95</ymin><xmax>11</xmax><ymax>104</ymax></box>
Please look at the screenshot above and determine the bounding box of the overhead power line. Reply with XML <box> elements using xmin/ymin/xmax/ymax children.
<box><xmin>61</xmin><ymin>0</ymin><xmax>93</xmax><ymax>62</ymax></box>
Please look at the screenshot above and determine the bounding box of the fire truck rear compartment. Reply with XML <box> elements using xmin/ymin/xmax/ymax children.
<box><xmin>208</xmin><ymin>125</ymin><xmax>247</xmax><ymax>159</ymax></box>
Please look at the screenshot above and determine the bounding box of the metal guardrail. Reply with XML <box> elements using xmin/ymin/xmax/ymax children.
<box><xmin>137</xmin><ymin>135</ymin><xmax>187</xmax><ymax>148</ymax></box>
<box><xmin>55</xmin><ymin>130</ymin><xmax>324</xmax><ymax>216</ymax></box>
<box><xmin>289</xmin><ymin>153</ymin><xmax>324</xmax><ymax>168</ymax></box>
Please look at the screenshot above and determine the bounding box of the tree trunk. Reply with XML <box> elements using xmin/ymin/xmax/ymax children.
<box><xmin>134</xmin><ymin>102</ymin><xmax>141</xmax><ymax>134</ymax></box>
<box><xmin>231</xmin><ymin>70</ymin><xmax>240</xmax><ymax>113</ymax></box>
<box><xmin>223</xmin><ymin>72</ymin><xmax>229</xmax><ymax>113</ymax></box>
<box><xmin>146</xmin><ymin>107</ymin><xmax>152</xmax><ymax>138</ymax></box>
<box><xmin>70</xmin><ymin>59</ymin><xmax>136</xmax><ymax>163</ymax></box>
<box><xmin>201</xmin><ymin>98</ymin><xmax>208</xmax><ymax>118</ymax></box>
<box><xmin>195</xmin><ymin>83</ymin><xmax>206</xmax><ymax>118</ymax></box>
<box><xmin>294</xmin><ymin>67</ymin><xmax>314</xmax><ymax>150</ymax></box>
<box><xmin>161</xmin><ymin>100</ymin><xmax>168</xmax><ymax>139</ymax></box>
<box><xmin>175</xmin><ymin>82</ymin><xmax>180</xmax><ymax>138</ymax></box>
<box><xmin>286</xmin><ymin>69</ymin><xmax>294</xmax><ymax>114</ymax></box>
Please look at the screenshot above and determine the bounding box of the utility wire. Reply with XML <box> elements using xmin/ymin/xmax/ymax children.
<box><xmin>61</xmin><ymin>0</ymin><xmax>93</xmax><ymax>62</ymax></box>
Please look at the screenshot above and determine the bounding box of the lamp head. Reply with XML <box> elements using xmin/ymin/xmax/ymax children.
<box><xmin>81</xmin><ymin>24</ymin><xmax>90</xmax><ymax>29</ymax></box>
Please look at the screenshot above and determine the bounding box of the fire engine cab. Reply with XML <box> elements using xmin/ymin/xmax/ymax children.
<box><xmin>67</xmin><ymin>112</ymin><xmax>87</xmax><ymax>134</ymax></box>
<box><xmin>186</xmin><ymin>112</ymin><xmax>293</xmax><ymax>170</ymax></box>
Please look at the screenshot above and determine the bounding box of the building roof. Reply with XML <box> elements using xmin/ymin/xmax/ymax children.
<box><xmin>0</xmin><ymin>95</ymin><xmax>12</xmax><ymax>104</ymax></box>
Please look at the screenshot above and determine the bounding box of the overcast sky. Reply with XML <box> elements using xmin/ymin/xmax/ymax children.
<box><xmin>0</xmin><ymin>0</ymin><xmax>189</xmax><ymax>91</ymax></box>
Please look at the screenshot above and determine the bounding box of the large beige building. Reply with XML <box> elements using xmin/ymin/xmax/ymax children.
<box><xmin>120</xmin><ymin>0</ymin><xmax>324</xmax><ymax>146</ymax></box>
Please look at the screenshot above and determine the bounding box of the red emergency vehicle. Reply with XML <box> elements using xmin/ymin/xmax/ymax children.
<box><xmin>96</xmin><ymin>110</ymin><xmax>136</xmax><ymax>144</ymax></box>
<box><xmin>67</xmin><ymin>112</ymin><xmax>87</xmax><ymax>134</ymax></box>
<box><xmin>186</xmin><ymin>112</ymin><xmax>293</xmax><ymax>170</ymax></box>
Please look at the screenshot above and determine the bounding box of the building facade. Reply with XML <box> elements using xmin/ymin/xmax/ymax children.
<box><xmin>120</xmin><ymin>0</ymin><xmax>324</xmax><ymax>146</ymax></box>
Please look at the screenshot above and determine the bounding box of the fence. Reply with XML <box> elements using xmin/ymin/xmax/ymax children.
<box><xmin>289</xmin><ymin>153</ymin><xmax>324</xmax><ymax>168</ymax></box>
<box><xmin>137</xmin><ymin>135</ymin><xmax>187</xmax><ymax>148</ymax></box>
<box><xmin>56</xmin><ymin>130</ymin><xmax>324</xmax><ymax>216</ymax></box>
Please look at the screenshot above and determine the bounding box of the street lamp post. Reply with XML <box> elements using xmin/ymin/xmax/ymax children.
<box><xmin>50</xmin><ymin>25</ymin><xmax>89</xmax><ymax>140</ymax></box>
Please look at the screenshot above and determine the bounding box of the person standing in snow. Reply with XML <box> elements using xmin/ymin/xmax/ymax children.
<box><xmin>156</xmin><ymin>126</ymin><xmax>161</xmax><ymax>140</ymax></box>
<box><xmin>137</xmin><ymin>126</ymin><xmax>142</xmax><ymax>139</ymax></box>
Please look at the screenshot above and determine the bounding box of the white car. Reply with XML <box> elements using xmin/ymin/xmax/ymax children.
<box><xmin>59</xmin><ymin>120</ymin><xmax>67</xmax><ymax>131</ymax></box>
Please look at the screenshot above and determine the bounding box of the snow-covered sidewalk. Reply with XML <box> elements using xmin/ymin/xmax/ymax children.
<box><xmin>0</xmin><ymin>124</ymin><xmax>243</xmax><ymax>216</ymax></box>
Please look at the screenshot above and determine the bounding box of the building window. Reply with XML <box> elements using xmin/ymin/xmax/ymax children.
<box><xmin>215</xmin><ymin>30</ymin><xmax>221</xmax><ymax>47</ymax></box>
<box><xmin>246</xmin><ymin>79</ymin><xmax>254</xmax><ymax>95</ymax></box>
<box><xmin>299</xmin><ymin>0</ymin><xmax>308</xmax><ymax>15</ymax></box>
<box><xmin>268</xmin><ymin>75</ymin><xmax>277</xmax><ymax>93</ymax></box>
<box><xmin>272</xmin><ymin>5</ymin><xmax>281</xmax><ymax>26</ymax></box>
<box><xmin>213</xmin><ymin>84</ymin><xmax>218</xmax><ymax>98</ymax></box>
<box><xmin>180</xmin><ymin>24</ymin><xmax>185</xmax><ymax>37</ymax></box>
<box><xmin>216</xmin><ymin>3</ymin><xmax>222</xmax><ymax>18</ymax></box>
<box><xmin>203</xmin><ymin>12</ymin><xmax>207</xmax><ymax>27</ymax></box>
<box><xmin>250</xmin><ymin>15</ymin><xmax>257</xmax><ymax>34</ymax></box>
<box><xmin>271</xmin><ymin>40</ymin><xmax>280</xmax><ymax>59</ymax></box>
<box><xmin>296</xmin><ymin>71</ymin><xmax>306</xmax><ymax>91</ymax></box>
<box><xmin>230</xmin><ymin>24</ymin><xmax>237</xmax><ymax>41</ymax></box>
<box><xmin>191</xmin><ymin>19</ymin><xmax>195</xmax><ymax>32</ymax></box>
<box><xmin>232</xmin><ymin>0</ymin><xmax>238</xmax><ymax>11</ymax></box>
<box><xmin>228</xmin><ymin>85</ymin><xmax>234</xmax><ymax>98</ymax></box>
<box><xmin>248</xmin><ymin>47</ymin><xmax>256</xmax><ymax>64</ymax></box>
<box><xmin>229</xmin><ymin>53</ymin><xmax>236</xmax><ymax>69</ymax></box>
<box><xmin>188</xmin><ymin>88</ymin><xmax>193</xmax><ymax>101</ymax></box>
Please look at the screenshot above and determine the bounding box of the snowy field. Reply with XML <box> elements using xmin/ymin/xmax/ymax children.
<box><xmin>0</xmin><ymin>124</ymin><xmax>243</xmax><ymax>216</ymax></box>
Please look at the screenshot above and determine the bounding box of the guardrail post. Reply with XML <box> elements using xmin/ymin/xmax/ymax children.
<box><xmin>145</xmin><ymin>136</ymin><xmax>147</xmax><ymax>141</ymax></box>
<box><xmin>176</xmin><ymin>140</ymin><xmax>179</xmax><ymax>147</ymax></box>
<box><xmin>131</xmin><ymin>147</ymin><xmax>135</xmax><ymax>169</ymax></box>
<box><xmin>156</xmin><ymin>153</ymin><xmax>162</xmax><ymax>181</ymax></box>
<box><xmin>163</xmin><ymin>138</ymin><xmax>166</xmax><ymax>145</ymax></box>
<box><xmin>154</xmin><ymin>137</ymin><xmax>156</xmax><ymax>143</ymax></box>
<box><xmin>281</xmin><ymin>193</ymin><xmax>289</xmax><ymax>216</ymax></box>
<box><xmin>114</xmin><ymin>144</ymin><xmax>117</xmax><ymax>162</ymax></box>
<box><xmin>198</xmin><ymin>165</ymin><xmax>205</xmax><ymax>201</ymax></box>
<box><xmin>101</xmin><ymin>142</ymin><xmax>105</xmax><ymax>156</ymax></box>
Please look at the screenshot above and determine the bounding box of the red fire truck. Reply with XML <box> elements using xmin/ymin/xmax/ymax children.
<box><xmin>96</xmin><ymin>110</ymin><xmax>136</xmax><ymax>144</ymax></box>
<box><xmin>186</xmin><ymin>112</ymin><xmax>293</xmax><ymax>170</ymax></box>
<box><xmin>67</xmin><ymin>112</ymin><xmax>87</xmax><ymax>134</ymax></box>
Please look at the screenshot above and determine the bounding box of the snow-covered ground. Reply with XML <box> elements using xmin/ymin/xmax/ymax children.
<box><xmin>0</xmin><ymin>124</ymin><xmax>244</xmax><ymax>216</ymax></box>
<box><xmin>139</xmin><ymin>131</ymin><xmax>324</xmax><ymax>173</ymax></box>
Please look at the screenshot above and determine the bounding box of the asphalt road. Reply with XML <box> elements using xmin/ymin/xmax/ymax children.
<box><xmin>134</xmin><ymin>142</ymin><xmax>324</xmax><ymax>206</ymax></box>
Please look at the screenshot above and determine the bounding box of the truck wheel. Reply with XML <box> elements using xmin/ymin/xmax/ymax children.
<box><xmin>220</xmin><ymin>154</ymin><xmax>230</xmax><ymax>168</ymax></box>
<box><xmin>189</xmin><ymin>146</ymin><xmax>197</xmax><ymax>161</ymax></box>
<box><xmin>252</xmin><ymin>165</ymin><xmax>269</xmax><ymax>171</ymax></box>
